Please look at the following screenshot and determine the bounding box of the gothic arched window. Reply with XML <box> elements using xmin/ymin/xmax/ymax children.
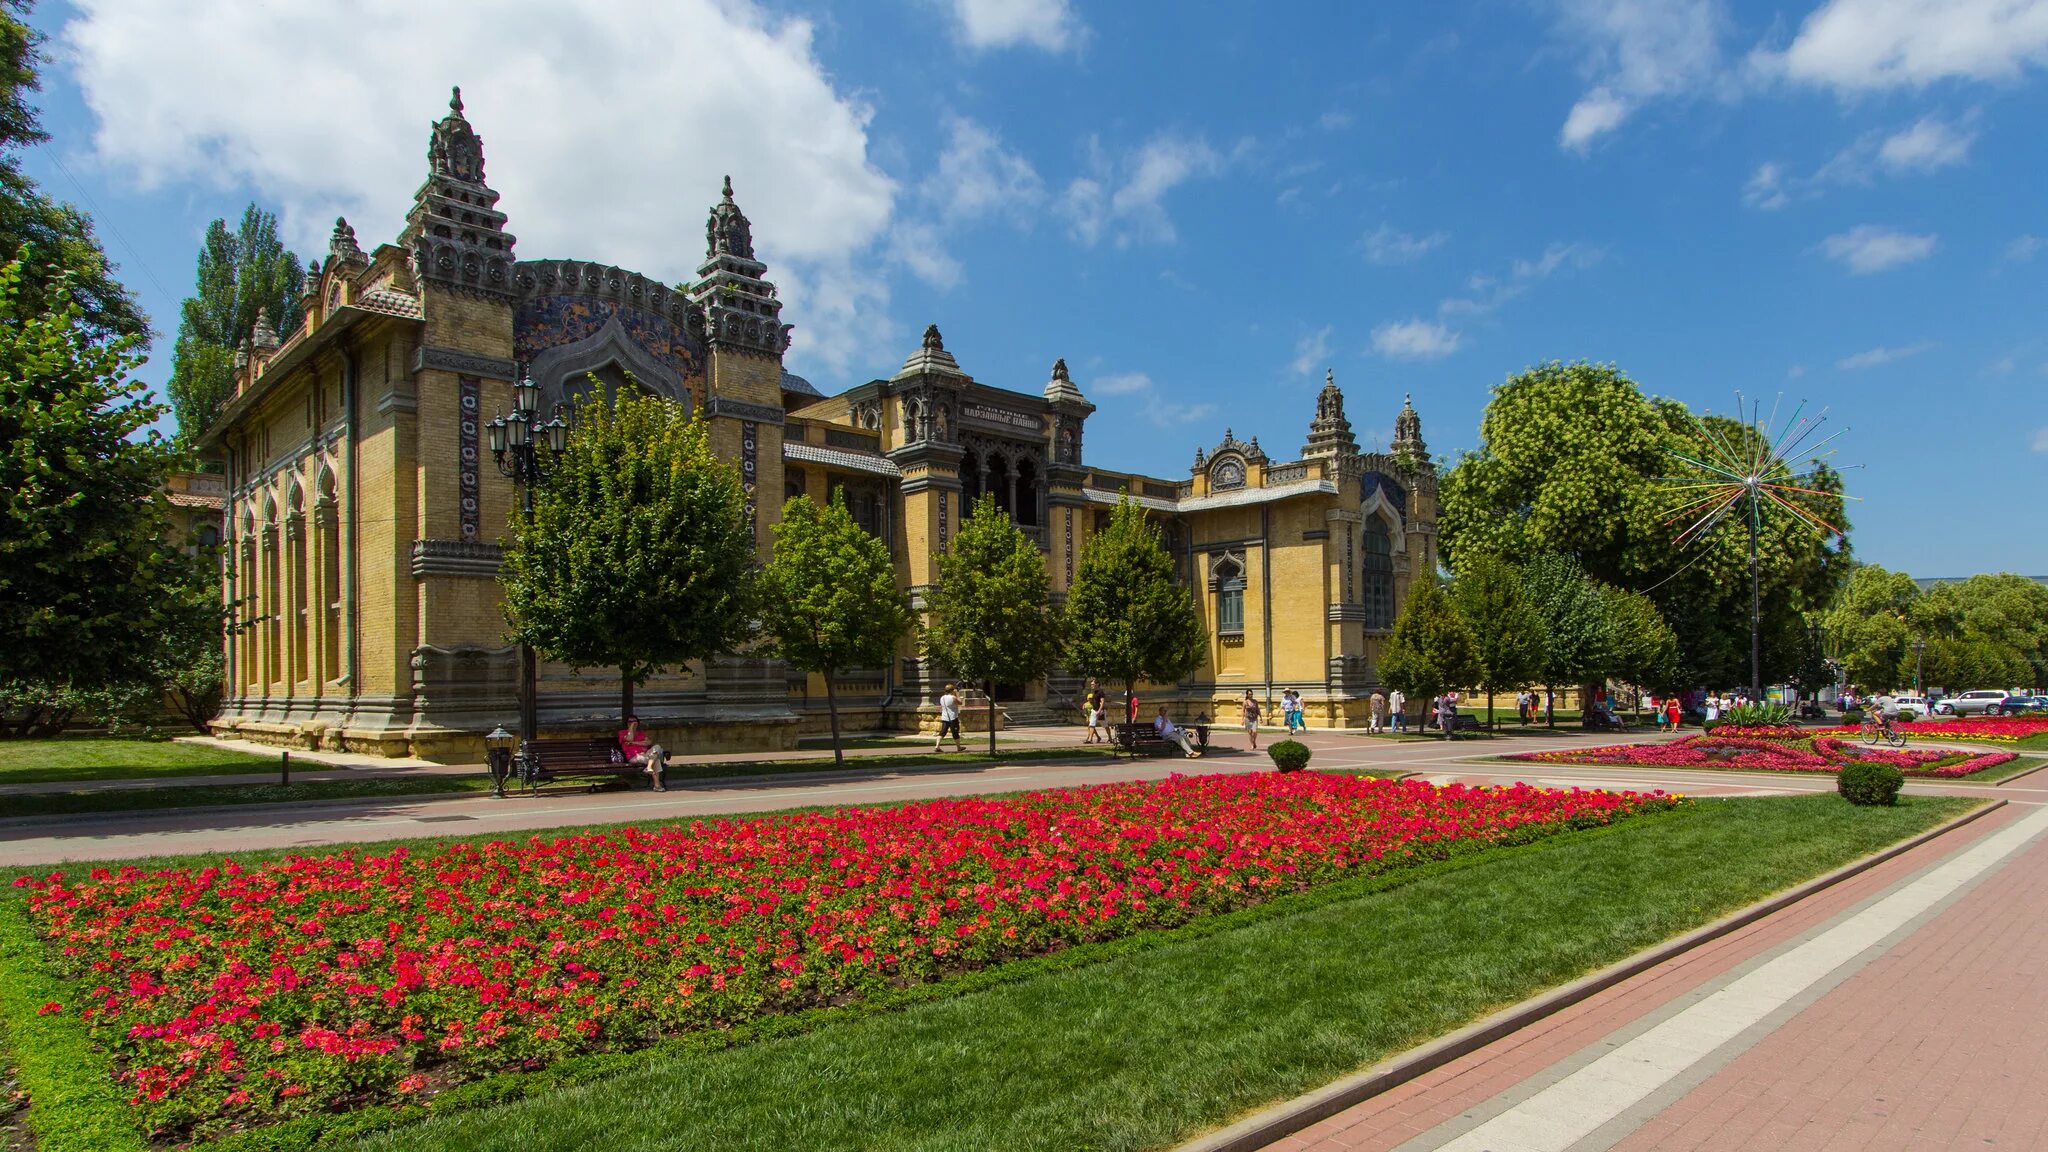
<box><xmin>1212</xmin><ymin>553</ymin><xmax>1245</xmax><ymax>637</ymax></box>
<box><xmin>1363</xmin><ymin>520</ymin><xmax>1395</xmax><ymax>630</ymax></box>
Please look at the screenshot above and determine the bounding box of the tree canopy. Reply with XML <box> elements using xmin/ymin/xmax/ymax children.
<box><xmin>1378</xmin><ymin>577</ymin><xmax>1479</xmax><ymax>707</ymax></box>
<box><xmin>1448</xmin><ymin>551</ymin><xmax>1547</xmax><ymax>725</ymax></box>
<box><xmin>759</xmin><ymin>492</ymin><xmax>912</xmax><ymax>765</ymax></box>
<box><xmin>166</xmin><ymin>205</ymin><xmax>304</xmax><ymax>444</ymax></box>
<box><xmin>1440</xmin><ymin>360</ymin><xmax>1849</xmax><ymax>689</ymax></box>
<box><xmin>500</xmin><ymin>390</ymin><xmax>755</xmax><ymax>718</ymax></box>
<box><xmin>922</xmin><ymin>496</ymin><xmax>1063</xmax><ymax>755</ymax></box>
<box><xmin>1062</xmin><ymin>496</ymin><xmax>1206</xmax><ymax>696</ymax></box>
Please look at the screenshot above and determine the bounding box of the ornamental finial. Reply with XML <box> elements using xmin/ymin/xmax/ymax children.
<box><xmin>922</xmin><ymin>323</ymin><xmax>943</xmax><ymax>351</ymax></box>
<box><xmin>450</xmin><ymin>86</ymin><xmax>463</xmax><ymax>115</ymax></box>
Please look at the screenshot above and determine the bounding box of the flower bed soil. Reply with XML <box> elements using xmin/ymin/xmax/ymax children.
<box><xmin>1512</xmin><ymin>730</ymin><xmax>2015</xmax><ymax>778</ymax></box>
<box><xmin>8</xmin><ymin>772</ymin><xmax>1674</xmax><ymax>1142</ymax></box>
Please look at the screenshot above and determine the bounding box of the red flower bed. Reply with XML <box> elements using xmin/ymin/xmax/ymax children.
<box><xmin>11</xmin><ymin>773</ymin><xmax>1673</xmax><ymax>1138</ymax></box>
<box><xmin>1810</xmin><ymin>716</ymin><xmax>2048</xmax><ymax>743</ymax></box>
<box><xmin>1512</xmin><ymin>735</ymin><xmax>2015</xmax><ymax>778</ymax></box>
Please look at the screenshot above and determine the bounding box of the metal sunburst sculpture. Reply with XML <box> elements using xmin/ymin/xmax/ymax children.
<box><xmin>1659</xmin><ymin>394</ymin><xmax>1852</xmax><ymax>703</ymax></box>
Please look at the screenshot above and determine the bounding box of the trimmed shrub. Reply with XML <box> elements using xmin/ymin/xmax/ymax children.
<box><xmin>1268</xmin><ymin>740</ymin><xmax>1312</xmax><ymax>772</ymax></box>
<box><xmin>1837</xmin><ymin>761</ymin><xmax>1905</xmax><ymax>807</ymax></box>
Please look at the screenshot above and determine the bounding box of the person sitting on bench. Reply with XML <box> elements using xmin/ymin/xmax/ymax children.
<box><xmin>618</xmin><ymin>715</ymin><xmax>668</xmax><ymax>792</ymax></box>
<box><xmin>1155</xmin><ymin>707</ymin><xmax>1201</xmax><ymax>759</ymax></box>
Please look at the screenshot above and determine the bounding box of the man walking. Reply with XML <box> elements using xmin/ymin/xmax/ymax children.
<box><xmin>1083</xmin><ymin>679</ymin><xmax>1106</xmax><ymax>745</ymax></box>
<box><xmin>1436</xmin><ymin>693</ymin><xmax>1457</xmax><ymax>740</ymax></box>
<box><xmin>1368</xmin><ymin>689</ymin><xmax>1386</xmax><ymax>734</ymax></box>
<box><xmin>1389</xmin><ymin>688</ymin><xmax>1406</xmax><ymax>734</ymax></box>
<box><xmin>935</xmin><ymin>683</ymin><xmax>966</xmax><ymax>753</ymax></box>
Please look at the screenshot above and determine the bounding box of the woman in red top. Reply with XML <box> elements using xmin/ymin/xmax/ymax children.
<box><xmin>617</xmin><ymin>715</ymin><xmax>668</xmax><ymax>792</ymax></box>
<box><xmin>1664</xmin><ymin>697</ymin><xmax>1681</xmax><ymax>732</ymax></box>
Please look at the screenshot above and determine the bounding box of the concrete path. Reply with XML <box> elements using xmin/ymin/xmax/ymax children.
<box><xmin>1246</xmin><ymin>786</ymin><xmax>2048</xmax><ymax>1152</ymax></box>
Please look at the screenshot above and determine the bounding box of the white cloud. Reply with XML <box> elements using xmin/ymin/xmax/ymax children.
<box><xmin>1363</xmin><ymin>224</ymin><xmax>1448</xmax><ymax>265</ymax></box>
<box><xmin>922</xmin><ymin>117</ymin><xmax>1045</xmax><ymax>225</ymax></box>
<box><xmin>1787</xmin><ymin>363</ymin><xmax>1808</xmax><ymax>378</ymax></box>
<box><xmin>1821</xmin><ymin>225</ymin><xmax>1938</xmax><ymax>273</ymax></box>
<box><xmin>1440</xmin><ymin>242</ymin><xmax>1603</xmax><ymax>315</ymax></box>
<box><xmin>2006</xmin><ymin>234</ymin><xmax>2046</xmax><ymax>262</ymax></box>
<box><xmin>1755</xmin><ymin>0</ymin><xmax>2048</xmax><ymax>93</ymax></box>
<box><xmin>1743</xmin><ymin>162</ymin><xmax>1790</xmax><ymax>209</ymax></box>
<box><xmin>1319</xmin><ymin>110</ymin><xmax>1354</xmax><ymax>130</ymax></box>
<box><xmin>1985</xmin><ymin>354</ymin><xmax>2017</xmax><ymax>375</ymax></box>
<box><xmin>1878</xmin><ymin>116</ymin><xmax>1977</xmax><ymax>171</ymax></box>
<box><xmin>63</xmin><ymin>0</ymin><xmax>899</xmax><ymax>375</ymax></box>
<box><xmin>1291</xmin><ymin>326</ymin><xmax>1333</xmax><ymax>376</ymax></box>
<box><xmin>943</xmin><ymin>0</ymin><xmax>1085</xmax><ymax>52</ymax></box>
<box><xmin>887</xmin><ymin>221</ymin><xmax>963</xmax><ymax>291</ymax></box>
<box><xmin>1372</xmin><ymin>319</ymin><xmax>1461</xmax><ymax>360</ymax></box>
<box><xmin>2031</xmin><ymin>426</ymin><xmax>2048</xmax><ymax>453</ymax></box>
<box><xmin>1836</xmin><ymin>341</ymin><xmax>1935</xmax><ymax>369</ymax></box>
<box><xmin>1551</xmin><ymin>0</ymin><xmax>1731</xmax><ymax>152</ymax></box>
<box><xmin>1092</xmin><ymin>371</ymin><xmax>1155</xmax><ymax>396</ymax></box>
<box><xmin>1059</xmin><ymin>133</ymin><xmax>1232</xmax><ymax>247</ymax></box>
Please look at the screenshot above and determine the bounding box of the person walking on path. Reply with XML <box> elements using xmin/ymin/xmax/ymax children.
<box><xmin>1664</xmin><ymin>695</ymin><xmax>1681</xmax><ymax>732</ymax></box>
<box><xmin>1154</xmin><ymin>707</ymin><xmax>1202</xmax><ymax>759</ymax></box>
<box><xmin>1241</xmin><ymin>690</ymin><xmax>1263</xmax><ymax>750</ymax></box>
<box><xmin>618</xmin><ymin>715</ymin><xmax>668</xmax><ymax>792</ymax></box>
<box><xmin>1369</xmin><ymin>690</ymin><xmax>1387</xmax><ymax>734</ymax></box>
<box><xmin>1389</xmin><ymin>688</ymin><xmax>1406</xmax><ymax>733</ymax></box>
<box><xmin>1283</xmin><ymin>689</ymin><xmax>1304</xmax><ymax>734</ymax></box>
<box><xmin>935</xmin><ymin>684</ymin><xmax>966</xmax><ymax>753</ymax></box>
<box><xmin>1437</xmin><ymin>693</ymin><xmax>1457</xmax><ymax>740</ymax></box>
<box><xmin>1083</xmin><ymin>680</ymin><xmax>1106</xmax><ymax>745</ymax></box>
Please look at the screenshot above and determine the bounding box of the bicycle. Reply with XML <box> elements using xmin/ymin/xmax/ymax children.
<box><xmin>1862</xmin><ymin>713</ymin><xmax>1907</xmax><ymax>748</ymax></box>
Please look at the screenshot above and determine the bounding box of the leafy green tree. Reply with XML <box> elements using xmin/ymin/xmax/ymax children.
<box><xmin>166</xmin><ymin>205</ymin><xmax>304</xmax><ymax>444</ymax></box>
<box><xmin>1912</xmin><ymin>574</ymin><xmax>2048</xmax><ymax>690</ymax></box>
<box><xmin>0</xmin><ymin>259</ymin><xmax>182</xmax><ymax>720</ymax></box>
<box><xmin>500</xmin><ymin>390</ymin><xmax>755</xmax><ymax>720</ymax></box>
<box><xmin>151</xmin><ymin>547</ymin><xmax>227</xmax><ymax>731</ymax></box>
<box><xmin>1379</xmin><ymin>578</ymin><xmax>1480</xmax><ymax>717</ymax></box>
<box><xmin>1821</xmin><ymin>564</ymin><xmax>1919</xmax><ymax>692</ymax></box>
<box><xmin>1448</xmin><ymin>551</ymin><xmax>1547</xmax><ymax>728</ymax></box>
<box><xmin>1788</xmin><ymin>621</ymin><xmax>1835</xmax><ymax>699</ymax></box>
<box><xmin>1439</xmin><ymin>362</ymin><xmax>1850</xmax><ymax>693</ymax></box>
<box><xmin>0</xmin><ymin>2</ymin><xmax>144</xmax><ymax>340</ymax></box>
<box><xmin>923</xmin><ymin>496</ymin><xmax>1063</xmax><ymax>755</ymax></box>
<box><xmin>1519</xmin><ymin>554</ymin><xmax>1609</xmax><ymax>724</ymax></box>
<box><xmin>760</xmin><ymin>492</ymin><xmax>912</xmax><ymax>766</ymax></box>
<box><xmin>1597</xmin><ymin>582</ymin><xmax>1679</xmax><ymax>694</ymax></box>
<box><xmin>1062</xmin><ymin>496</ymin><xmax>1207</xmax><ymax>704</ymax></box>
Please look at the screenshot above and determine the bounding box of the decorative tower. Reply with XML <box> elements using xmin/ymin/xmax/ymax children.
<box><xmin>328</xmin><ymin>216</ymin><xmax>368</xmax><ymax>270</ymax></box>
<box><xmin>402</xmin><ymin>87</ymin><xmax>517</xmax><ymax>299</ymax></box>
<box><xmin>1042</xmin><ymin>357</ymin><xmax>1095</xmax><ymax>595</ymax></box>
<box><xmin>687</xmin><ymin>176</ymin><xmax>791</xmax><ymax>357</ymax></box>
<box><xmin>1391</xmin><ymin>393</ymin><xmax>1428</xmax><ymax>466</ymax></box>
<box><xmin>1302</xmin><ymin>369</ymin><xmax>1359</xmax><ymax>461</ymax></box>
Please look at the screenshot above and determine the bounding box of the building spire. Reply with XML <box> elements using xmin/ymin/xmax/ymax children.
<box><xmin>689</xmin><ymin>176</ymin><xmax>788</xmax><ymax>356</ymax></box>
<box><xmin>404</xmin><ymin>85</ymin><xmax>516</xmax><ymax>298</ymax></box>
<box><xmin>1392</xmin><ymin>392</ymin><xmax>1427</xmax><ymax>464</ymax></box>
<box><xmin>1302</xmin><ymin>367</ymin><xmax>1358</xmax><ymax>461</ymax></box>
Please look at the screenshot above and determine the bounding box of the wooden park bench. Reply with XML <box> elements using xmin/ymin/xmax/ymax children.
<box><xmin>1112</xmin><ymin>720</ymin><xmax>1210</xmax><ymax>758</ymax></box>
<box><xmin>502</xmin><ymin>737</ymin><xmax>658</xmax><ymax>796</ymax></box>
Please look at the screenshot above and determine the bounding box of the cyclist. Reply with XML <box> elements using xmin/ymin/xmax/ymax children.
<box><xmin>1867</xmin><ymin>693</ymin><xmax>1901</xmax><ymax>743</ymax></box>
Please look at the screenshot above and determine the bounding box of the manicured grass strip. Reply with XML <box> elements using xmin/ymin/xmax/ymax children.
<box><xmin>1971</xmin><ymin>755</ymin><xmax>2048</xmax><ymax>784</ymax></box>
<box><xmin>346</xmin><ymin>795</ymin><xmax>1971</xmax><ymax>1152</ymax></box>
<box><xmin>0</xmin><ymin>738</ymin><xmax>280</xmax><ymax>785</ymax></box>
<box><xmin>0</xmin><ymin>900</ymin><xmax>146</xmax><ymax>1152</ymax></box>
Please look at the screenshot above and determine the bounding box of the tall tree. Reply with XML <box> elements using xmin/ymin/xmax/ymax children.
<box><xmin>1520</xmin><ymin>554</ymin><xmax>1610</xmax><ymax>725</ymax></box>
<box><xmin>166</xmin><ymin>205</ymin><xmax>303</xmax><ymax>443</ymax></box>
<box><xmin>1820</xmin><ymin>564</ymin><xmax>1920</xmax><ymax>693</ymax></box>
<box><xmin>1378</xmin><ymin>578</ymin><xmax>1480</xmax><ymax>716</ymax></box>
<box><xmin>500</xmin><ymin>390</ymin><xmax>755</xmax><ymax>720</ymax></box>
<box><xmin>923</xmin><ymin>496</ymin><xmax>1063</xmax><ymax>756</ymax></box>
<box><xmin>0</xmin><ymin>1</ymin><xmax>144</xmax><ymax>340</ymax></box>
<box><xmin>1062</xmin><ymin>496</ymin><xmax>1207</xmax><ymax>704</ymax></box>
<box><xmin>0</xmin><ymin>257</ymin><xmax>180</xmax><ymax>707</ymax></box>
<box><xmin>1596</xmin><ymin>582</ymin><xmax>1679</xmax><ymax>694</ymax></box>
<box><xmin>759</xmin><ymin>492</ymin><xmax>912</xmax><ymax>766</ymax></box>
<box><xmin>1439</xmin><ymin>361</ymin><xmax>1850</xmax><ymax>690</ymax></box>
<box><xmin>1448</xmin><ymin>551</ymin><xmax>1547</xmax><ymax>728</ymax></box>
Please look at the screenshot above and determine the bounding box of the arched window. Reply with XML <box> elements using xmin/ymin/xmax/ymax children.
<box><xmin>1363</xmin><ymin>519</ymin><xmax>1395</xmax><ymax>630</ymax></box>
<box><xmin>288</xmin><ymin>486</ymin><xmax>308</xmax><ymax>685</ymax></box>
<box><xmin>1015</xmin><ymin>457</ymin><xmax>1040</xmax><ymax>526</ymax></box>
<box><xmin>960</xmin><ymin>450</ymin><xmax>981</xmax><ymax>507</ymax></box>
<box><xmin>988</xmin><ymin>452</ymin><xmax>1012</xmax><ymax>518</ymax></box>
<box><xmin>318</xmin><ymin>494</ymin><xmax>340</xmax><ymax>685</ymax></box>
<box><xmin>1212</xmin><ymin>553</ymin><xmax>1245</xmax><ymax>636</ymax></box>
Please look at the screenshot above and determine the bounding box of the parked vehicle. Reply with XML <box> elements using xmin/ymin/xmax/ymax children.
<box><xmin>1890</xmin><ymin>695</ymin><xmax>1931</xmax><ymax>719</ymax></box>
<box><xmin>1997</xmin><ymin>695</ymin><xmax>2044</xmax><ymax>715</ymax></box>
<box><xmin>1935</xmin><ymin>690</ymin><xmax>2015</xmax><ymax>716</ymax></box>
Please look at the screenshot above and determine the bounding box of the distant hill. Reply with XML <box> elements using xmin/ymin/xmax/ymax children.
<box><xmin>1913</xmin><ymin>576</ymin><xmax>2048</xmax><ymax>590</ymax></box>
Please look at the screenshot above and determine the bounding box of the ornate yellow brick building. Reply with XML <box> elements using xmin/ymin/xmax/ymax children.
<box><xmin>199</xmin><ymin>91</ymin><xmax>1439</xmax><ymax>759</ymax></box>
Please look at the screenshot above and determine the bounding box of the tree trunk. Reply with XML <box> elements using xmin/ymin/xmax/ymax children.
<box><xmin>1545</xmin><ymin>686</ymin><xmax>1555</xmax><ymax>728</ymax></box>
<box><xmin>620</xmin><ymin>666</ymin><xmax>635</xmax><ymax>724</ymax></box>
<box><xmin>823</xmin><ymin>669</ymin><xmax>843</xmax><ymax>767</ymax></box>
<box><xmin>1486</xmin><ymin>690</ymin><xmax>1495</xmax><ymax>732</ymax></box>
<box><xmin>986</xmin><ymin>679</ymin><xmax>998</xmax><ymax>757</ymax></box>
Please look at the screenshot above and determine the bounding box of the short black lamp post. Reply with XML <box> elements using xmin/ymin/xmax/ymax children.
<box><xmin>486</xmin><ymin>367</ymin><xmax>571</xmax><ymax>749</ymax></box>
<box><xmin>483</xmin><ymin>725</ymin><xmax>516</xmax><ymax>799</ymax></box>
<box><xmin>1912</xmin><ymin>636</ymin><xmax>1926</xmax><ymax>695</ymax></box>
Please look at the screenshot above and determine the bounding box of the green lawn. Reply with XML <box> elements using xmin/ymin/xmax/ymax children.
<box><xmin>0</xmin><ymin>737</ymin><xmax>282</xmax><ymax>785</ymax></box>
<box><xmin>1487</xmin><ymin>751</ymin><xmax>2044</xmax><ymax>785</ymax></box>
<box><xmin>321</xmin><ymin>794</ymin><xmax>1975</xmax><ymax>1152</ymax></box>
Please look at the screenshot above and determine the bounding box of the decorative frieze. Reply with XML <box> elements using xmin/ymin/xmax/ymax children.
<box><xmin>740</xmin><ymin>420</ymin><xmax>759</xmax><ymax>543</ymax></box>
<box><xmin>960</xmin><ymin>402</ymin><xmax>1043</xmax><ymax>433</ymax></box>
<box><xmin>411</xmin><ymin>539</ymin><xmax>504</xmax><ymax>578</ymax></box>
<box><xmin>414</xmin><ymin>347</ymin><xmax>517</xmax><ymax>380</ymax></box>
<box><xmin>705</xmin><ymin>396</ymin><xmax>786</xmax><ymax>425</ymax></box>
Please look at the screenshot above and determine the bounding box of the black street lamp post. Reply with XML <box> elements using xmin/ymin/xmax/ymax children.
<box><xmin>486</xmin><ymin>367</ymin><xmax>571</xmax><ymax>750</ymax></box>
<box><xmin>1912</xmin><ymin>635</ymin><xmax>1926</xmax><ymax>695</ymax></box>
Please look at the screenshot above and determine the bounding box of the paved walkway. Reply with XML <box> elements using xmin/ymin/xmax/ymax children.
<box><xmin>1245</xmin><ymin>792</ymin><xmax>2048</xmax><ymax>1152</ymax></box>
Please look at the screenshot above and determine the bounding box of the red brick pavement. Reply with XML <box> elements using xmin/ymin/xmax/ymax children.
<box><xmin>1274</xmin><ymin>803</ymin><xmax>2029</xmax><ymax>1152</ymax></box>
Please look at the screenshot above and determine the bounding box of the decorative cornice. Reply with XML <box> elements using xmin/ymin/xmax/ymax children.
<box><xmin>1326</xmin><ymin>604</ymin><xmax>1374</xmax><ymax>622</ymax></box>
<box><xmin>414</xmin><ymin>346</ymin><xmax>517</xmax><ymax>380</ymax></box>
<box><xmin>411</xmin><ymin>538</ymin><xmax>504</xmax><ymax>579</ymax></box>
<box><xmin>375</xmin><ymin>388</ymin><xmax>418</xmax><ymax>415</ymax></box>
<box><xmin>703</xmin><ymin>396</ymin><xmax>785</xmax><ymax>424</ymax></box>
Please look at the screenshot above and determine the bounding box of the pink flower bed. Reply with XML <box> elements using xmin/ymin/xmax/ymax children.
<box><xmin>1512</xmin><ymin>734</ymin><xmax>2015</xmax><ymax>778</ymax></box>
<box><xmin>1811</xmin><ymin>716</ymin><xmax>2048</xmax><ymax>743</ymax></box>
<box><xmin>11</xmin><ymin>772</ymin><xmax>1676</xmax><ymax>1139</ymax></box>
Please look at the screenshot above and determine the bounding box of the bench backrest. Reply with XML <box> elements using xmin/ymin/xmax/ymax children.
<box><xmin>523</xmin><ymin>737</ymin><xmax>623</xmax><ymax>769</ymax></box>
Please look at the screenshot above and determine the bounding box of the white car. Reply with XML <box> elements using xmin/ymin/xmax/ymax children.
<box><xmin>1934</xmin><ymin>690</ymin><xmax>2009</xmax><ymax>717</ymax></box>
<box><xmin>1889</xmin><ymin>695</ymin><xmax>1931</xmax><ymax>719</ymax></box>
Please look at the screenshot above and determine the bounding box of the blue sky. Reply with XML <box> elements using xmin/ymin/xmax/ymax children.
<box><xmin>18</xmin><ymin>0</ymin><xmax>2048</xmax><ymax>575</ymax></box>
